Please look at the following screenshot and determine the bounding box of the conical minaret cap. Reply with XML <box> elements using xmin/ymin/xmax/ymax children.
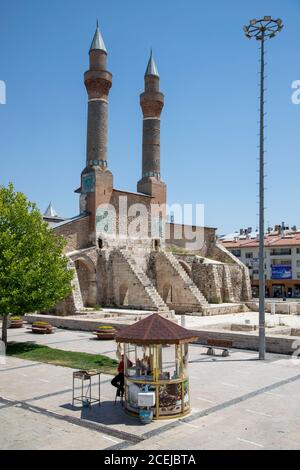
<box><xmin>89</xmin><ymin>21</ymin><xmax>107</xmax><ymax>53</ymax></box>
<box><xmin>145</xmin><ymin>49</ymin><xmax>159</xmax><ymax>77</ymax></box>
<box><xmin>44</xmin><ymin>202</ymin><xmax>58</xmax><ymax>218</ymax></box>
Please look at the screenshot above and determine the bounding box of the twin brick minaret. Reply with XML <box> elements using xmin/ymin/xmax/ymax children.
<box><xmin>80</xmin><ymin>24</ymin><xmax>166</xmax><ymax>242</ymax></box>
<box><xmin>137</xmin><ymin>50</ymin><xmax>166</xmax><ymax>206</ymax></box>
<box><xmin>80</xmin><ymin>23</ymin><xmax>113</xmax><ymax>240</ymax></box>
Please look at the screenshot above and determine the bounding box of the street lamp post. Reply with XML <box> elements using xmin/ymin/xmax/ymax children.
<box><xmin>243</xmin><ymin>17</ymin><xmax>283</xmax><ymax>360</ymax></box>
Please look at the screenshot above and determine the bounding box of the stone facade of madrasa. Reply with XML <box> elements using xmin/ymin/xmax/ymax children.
<box><xmin>49</xmin><ymin>25</ymin><xmax>251</xmax><ymax>317</ymax></box>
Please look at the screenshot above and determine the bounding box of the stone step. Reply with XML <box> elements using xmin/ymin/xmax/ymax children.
<box><xmin>200</xmin><ymin>303</ymin><xmax>247</xmax><ymax>316</ymax></box>
<box><xmin>119</xmin><ymin>249</ymin><xmax>169</xmax><ymax>312</ymax></box>
<box><xmin>162</xmin><ymin>251</ymin><xmax>208</xmax><ymax>306</ymax></box>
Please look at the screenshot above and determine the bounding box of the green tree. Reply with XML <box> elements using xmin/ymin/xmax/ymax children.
<box><xmin>0</xmin><ymin>184</ymin><xmax>73</xmax><ymax>346</ymax></box>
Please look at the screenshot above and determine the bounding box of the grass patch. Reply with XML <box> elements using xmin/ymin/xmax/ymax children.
<box><xmin>7</xmin><ymin>342</ymin><xmax>118</xmax><ymax>375</ymax></box>
<box><xmin>166</xmin><ymin>245</ymin><xmax>189</xmax><ymax>255</ymax></box>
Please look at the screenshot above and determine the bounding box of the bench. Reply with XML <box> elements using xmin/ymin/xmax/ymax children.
<box><xmin>205</xmin><ymin>339</ymin><xmax>233</xmax><ymax>357</ymax></box>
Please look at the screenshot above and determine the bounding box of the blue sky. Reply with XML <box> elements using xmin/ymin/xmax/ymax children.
<box><xmin>0</xmin><ymin>0</ymin><xmax>299</xmax><ymax>234</ymax></box>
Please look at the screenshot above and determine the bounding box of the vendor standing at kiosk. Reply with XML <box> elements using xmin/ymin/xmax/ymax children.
<box><xmin>111</xmin><ymin>355</ymin><xmax>132</xmax><ymax>396</ymax></box>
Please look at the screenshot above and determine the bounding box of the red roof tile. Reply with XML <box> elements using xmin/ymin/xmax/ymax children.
<box><xmin>221</xmin><ymin>233</ymin><xmax>300</xmax><ymax>249</ymax></box>
<box><xmin>115</xmin><ymin>313</ymin><xmax>198</xmax><ymax>345</ymax></box>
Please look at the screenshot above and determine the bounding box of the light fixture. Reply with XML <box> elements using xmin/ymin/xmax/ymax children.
<box><xmin>243</xmin><ymin>16</ymin><xmax>283</xmax><ymax>361</ymax></box>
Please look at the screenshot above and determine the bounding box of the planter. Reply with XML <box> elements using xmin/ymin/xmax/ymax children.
<box><xmin>31</xmin><ymin>322</ymin><xmax>54</xmax><ymax>334</ymax></box>
<box><xmin>9</xmin><ymin>317</ymin><xmax>24</xmax><ymax>329</ymax></box>
<box><xmin>93</xmin><ymin>326</ymin><xmax>116</xmax><ymax>340</ymax></box>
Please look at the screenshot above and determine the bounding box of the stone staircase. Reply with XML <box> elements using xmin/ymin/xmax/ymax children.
<box><xmin>119</xmin><ymin>249</ymin><xmax>170</xmax><ymax>313</ymax></box>
<box><xmin>162</xmin><ymin>251</ymin><xmax>209</xmax><ymax>309</ymax></box>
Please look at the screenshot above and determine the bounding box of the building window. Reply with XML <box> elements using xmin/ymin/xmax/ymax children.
<box><xmin>231</xmin><ymin>249</ymin><xmax>241</xmax><ymax>257</ymax></box>
<box><xmin>272</xmin><ymin>259</ymin><xmax>292</xmax><ymax>266</ymax></box>
<box><xmin>253</xmin><ymin>269</ymin><xmax>259</xmax><ymax>275</ymax></box>
<box><xmin>297</xmin><ymin>248</ymin><xmax>300</xmax><ymax>254</ymax></box>
<box><xmin>297</xmin><ymin>273</ymin><xmax>300</xmax><ymax>279</ymax></box>
<box><xmin>270</xmin><ymin>248</ymin><xmax>292</xmax><ymax>256</ymax></box>
<box><xmin>245</xmin><ymin>252</ymin><xmax>253</xmax><ymax>259</ymax></box>
<box><xmin>297</xmin><ymin>260</ymin><xmax>300</xmax><ymax>267</ymax></box>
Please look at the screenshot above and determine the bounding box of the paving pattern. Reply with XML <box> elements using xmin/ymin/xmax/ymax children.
<box><xmin>1</xmin><ymin>327</ymin><xmax>300</xmax><ymax>449</ymax></box>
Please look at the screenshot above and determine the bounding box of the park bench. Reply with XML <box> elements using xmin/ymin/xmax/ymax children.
<box><xmin>205</xmin><ymin>339</ymin><xmax>233</xmax><ymax>357</ymax></box>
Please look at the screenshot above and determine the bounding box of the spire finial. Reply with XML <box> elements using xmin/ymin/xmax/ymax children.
<box><xmin>89</xmin><ymin>21</ymin><xmax>107</xmax><ymax>53</ymax></box>
<box><xmin>145</xmin><ymin>49</ymin><xmax>159</xmax><ymax>77</ymax></box>
<box><xmin>44</xmin><ymin>202</ymin><xmax>58</xmax><ymax>218</ymax></box>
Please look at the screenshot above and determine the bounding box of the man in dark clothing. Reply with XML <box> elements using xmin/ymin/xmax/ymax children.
<box><xmin>111</xmin><ymin>355</ymin><xmax>132</xmax><ymax>396</ymax></box>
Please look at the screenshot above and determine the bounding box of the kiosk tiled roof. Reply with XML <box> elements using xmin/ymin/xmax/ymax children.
<box><xmin>115</xmin><ymin>313</ymin><xmax>199</xmax><ymax>344</ymax></box>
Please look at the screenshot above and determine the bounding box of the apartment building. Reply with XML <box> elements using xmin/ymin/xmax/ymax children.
<box><xmin>220</xmin><ymin>225</ymin><xmax>300</xmax><ymax>298</ymax></box>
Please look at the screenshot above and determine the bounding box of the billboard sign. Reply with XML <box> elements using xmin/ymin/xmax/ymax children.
<box><xmin>271</xmin><ymin>265</ymin><xmax>292</xmax><ymax>280</ymax></box>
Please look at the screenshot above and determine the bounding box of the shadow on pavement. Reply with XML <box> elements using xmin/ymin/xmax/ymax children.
<box><xmin>60</xmin><ymin>400</ymin><xmax>140</xmax><ymax>427</ymax></box>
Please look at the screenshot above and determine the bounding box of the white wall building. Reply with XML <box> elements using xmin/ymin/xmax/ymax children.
<box><xmin>220</xmin><ymin>224</ymin><xmax>300</xmax><ymax>298</ymax></box>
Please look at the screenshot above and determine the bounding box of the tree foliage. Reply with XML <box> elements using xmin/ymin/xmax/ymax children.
<box><xmin>0</xmin><ymin>183</ymin><xmax>73</xmax><ymax>319</ymax></box>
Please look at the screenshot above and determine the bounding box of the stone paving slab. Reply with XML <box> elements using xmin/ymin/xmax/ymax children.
<box><xmin>0</xmin><ymin>404</ymin><xmax>123</xmax><ymax>450</ymax></box>
<box><xmin>1</xmin><ymin>327</ymin><xmax>300</xmax><ymax>449</ymax></box>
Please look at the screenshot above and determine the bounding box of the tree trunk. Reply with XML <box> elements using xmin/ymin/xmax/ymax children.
<box><xmin>2</xmin><ymin>315</ymin><xmax>8</xmax><ymax>347</ymax></box>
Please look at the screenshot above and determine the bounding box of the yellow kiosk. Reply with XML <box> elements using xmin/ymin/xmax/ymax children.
<box><xmin>115</xmin><ymin>313</ymin><xmax>198</xmax><ymax>420</ymax></box>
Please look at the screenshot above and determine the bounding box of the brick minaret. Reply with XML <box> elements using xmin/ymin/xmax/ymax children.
<box><xmin>137</xmin><ymin>51</ymin><xmax>166</xmax><ymax>206</ymax></box>
<box><xmin>80</xmin><ymin>22</ymin><xmax>113</xmax><ymax>243</ymax></box>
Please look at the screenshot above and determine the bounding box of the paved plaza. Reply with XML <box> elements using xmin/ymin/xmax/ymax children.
<box><xmin>183</xmin><ymin>310</ymin><xmax>300</xmax><ymax>330</ymax></box>
<box><xmin>1</xmin><ymin>326</ymin><xmax>300</xmax><ymax>450</ymax></box>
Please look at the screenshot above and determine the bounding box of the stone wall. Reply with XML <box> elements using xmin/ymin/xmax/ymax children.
<box><xmin>50</xmin><ymin>263</ymin><xmax>83</xmax><ymax>316</ymax></box>
<box><xmin>74</xmin><ymin>259</ymin><xmax>95</xmax><ymax>306</ymax></box>
<box><xmin>191</xmin><ymin>260</ymin><xmax>223</xmax><ymax>304</ymax></box>
<box><xmin>107</xmin><ymin>249</ymin><xmax>160</xmax><ymax>310</ymax></box>
<box><xmin>211</xmin><ymin>244</ymin><xmax>252</xmax><ymax>301</ymax></box>
<box><xmin>165</xmin><ymin>223</ymin><xmax>216</xmax><ymax>257</ymax></box>
<box><xmin>147</xmin><ymin>251</ymin><xmax>208</xmax><ymax>313</ymax></box>
<box><xmin>192</xmin><ymin>328</ymin><xmax>298</xmax><ymax>355</ymax></box>
<box><xmin>174</xmin><ymin>254</ymin><xmax>251</xmax><ymax>304</ymax></box>
<box><xmin>51</xmin><ymin>214</ymin><xmax>251</xmax><ymax>315</ymax></box>
<box><xmin>96</xmin><ymin>189</ymin><xmax>165</xmax><ymax>250</ymax></box>
<box><xmin>247</xmin><ymin>300</ymin><xmax>300</xmax><ymax>314</ymax></box>
<box><xmin>54</xmin><ymin>216</ymin><xmax>91</xmax><ymax>252</ymax></box>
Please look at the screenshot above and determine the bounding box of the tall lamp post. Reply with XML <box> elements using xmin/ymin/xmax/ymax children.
<box><xmin>243</xmin><ymin>17</ymin><xmax>283</xmax><ymax>360</ymax></box>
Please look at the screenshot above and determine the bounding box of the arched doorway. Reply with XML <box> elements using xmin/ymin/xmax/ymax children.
<box><xmin>153</xmin><ymin>239</ymin><xmax>161</xmax><ymax>251</ymax></box>
<box><xmin>74</xmin><ymin>258</ymin><xmax>97</xmax><ymax>307</ymax></box>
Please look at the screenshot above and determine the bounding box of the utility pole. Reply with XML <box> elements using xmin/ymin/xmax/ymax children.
<box><xmin>243</xmin><ymin>17</ymin><xmax>283</xmax><ymax>360</ymax></box>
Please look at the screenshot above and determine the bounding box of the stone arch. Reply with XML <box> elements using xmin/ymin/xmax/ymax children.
<box><xmin>74</xmin><ymin>256</ymin><xmax>97</xmax><ymax>307</ymax></box>
<box><xmin>179</xmin><ymin>260</ymin><xmax>191</xmax><ymax>276</ymax></box>
<box><xmin>119</xmin><ymin>283</ymin><xmax>129</xmax><ymax>306</ymax></box>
